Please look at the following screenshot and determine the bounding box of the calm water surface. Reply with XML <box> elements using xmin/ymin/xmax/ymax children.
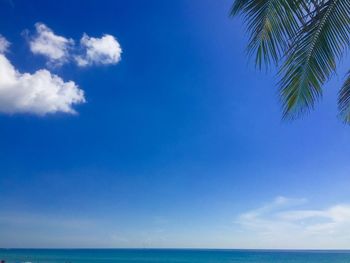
<box><xmin>1</xmin><ymin>249</ymin><xmax>350</xmax><ymax>263</ymax></box>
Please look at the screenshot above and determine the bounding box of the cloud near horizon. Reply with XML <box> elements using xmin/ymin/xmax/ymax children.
<box><xmin>0</xmin><ymin>44</ymin><xmax>85</xmax><ymax>115</ymax></box>
<box><xmin>234</xmin><ymin>196</ymin><xmax>350</xmax><ymax>249</ymax></box>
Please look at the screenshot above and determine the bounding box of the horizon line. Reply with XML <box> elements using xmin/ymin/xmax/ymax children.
<box><xmin>1</xmin><ymin>248</ymin><xmax>350</xmax><ymax>251</ymax></box>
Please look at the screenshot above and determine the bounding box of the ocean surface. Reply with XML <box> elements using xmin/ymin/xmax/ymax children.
<box><xmin>1</xmin><ymin>249</ymin><xmax>350</xmax><ymax>263</ymax></box>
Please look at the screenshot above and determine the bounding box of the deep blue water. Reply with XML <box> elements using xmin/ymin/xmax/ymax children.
<box><xmin>1</xmin><ymin>249</ymin><xmax>350</xmax><ymax>263</ymax></box>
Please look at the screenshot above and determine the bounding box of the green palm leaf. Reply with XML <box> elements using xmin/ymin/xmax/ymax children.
<box><xmin>231</xmin><ymin>0</ymin><xmax>301</xmax><ymax>69</ymax></box>
<box><xmin>279</xmin><ymin>0</ymin><xmax>350</xmax><ymax>119</ymax></box>
<box><xmin>232</xmin><ymin>0</ymin><xmax>350</xmax><ymax>122</ymax></box>
<box><xmin>338</xmin><ymin>72</ymin><xmax>350</xmax><ymax>123</ymax></box>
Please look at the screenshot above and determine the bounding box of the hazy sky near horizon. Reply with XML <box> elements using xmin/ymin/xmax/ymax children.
<box><xmin>1</xmin><ymin>0</ymin><xmax>350</xmax><ymax>249</ymax></box>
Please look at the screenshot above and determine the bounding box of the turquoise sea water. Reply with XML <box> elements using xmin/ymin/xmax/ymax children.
<box><xmin>1</xmin><ymin>249</ymin><xmax>350</xmax><ymax>263</ymax></box>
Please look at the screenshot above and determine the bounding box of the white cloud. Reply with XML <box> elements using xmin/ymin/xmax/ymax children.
<box><xmin>0</xmin><ymin>25</ymin><xmax>121</xmax><ymax>116</ymax></box>
<box><xmin>27</xmin><ymin>23</ymin><xmax>122</xmax><ymax>68</ymax></box>
<box><xmin>0</xmin><ymin>35</ymin><xmax>10</xmax><ymax>53</ymax></box>
<box><xmin>234</xmin><ymin>196</ymin><xmax>350</xmax><ymax>249</ymax></box>
<box><xmin>0</xmin><ymin>53</ymin><xmax>85</xmax><ymax>115</ymax></box>
<box><xmin>29</xmin><ymin>23</ymin><xmax>74</xmax><ymax>66</ymax></box>
<box><xmin>75</xmin><ymin>34</ymin><xmax>122</xmax><ymax>67</ymax></box>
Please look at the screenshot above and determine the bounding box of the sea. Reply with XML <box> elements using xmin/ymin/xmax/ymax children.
<box><xmin>1</xmin><ymin>249</ymin><xmax>350</xmax><ymax>263</ymax></box>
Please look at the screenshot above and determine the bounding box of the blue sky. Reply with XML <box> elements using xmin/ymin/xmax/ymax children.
<box><xmin>1</xmin><ymin>0</ymin><xmax>350</xmax><ymax>249</ymax></box>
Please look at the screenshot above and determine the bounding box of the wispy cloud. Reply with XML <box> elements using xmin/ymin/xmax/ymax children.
<box><xmin>0</xmin><ymin>211</ymin><xmax>105</xmax><ymax>248</ymax></box>
<box><xmin>0</xmin><ymin>212</ymin><xmax>93</xmax><ymax>229</ymax></box>
<box><xmin>0</xmin><ymin>34</ymin><xmax>10</xmax><ymax>53</ymax></box>
<box><xmin>235</xmin><ymin>196</ymin><xmax>350</xmax><ymax>249</ymax></box>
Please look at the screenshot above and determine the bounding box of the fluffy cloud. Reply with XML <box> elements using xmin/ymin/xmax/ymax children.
<box><xmin>29</xmin><ymin>23</ymin><xmax>74</xmax><ymax>66</ymax></box>
<box><xmin>0</xmin><ymin>35</ymin><xmax>10</xmax><ymax>53</ymax></box>
<box><xmin>0</xmin><ymin>24</ymin><xmax>122</xmax><ymax>116</ymax></box>
<box><xmin>75</xmin><ymin>34</ymin><xmax>122</xmax><ymax>66</ymax></box>
<box><xmin>234</xmin><ymin>196</ymin><xmax>350</xmax><ymax>249</ymax></box>
<box><xmin>0</xmin><ymin>53</ymin><xmax>85</xmax><ymax>115</ymax></box>
<box><xmin>27</xmin><ymin>23</ymin><xmax>122</xmax><ymax>68</ymax></box>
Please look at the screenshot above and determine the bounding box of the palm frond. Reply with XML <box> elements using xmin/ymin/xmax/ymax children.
<box><xmin>279</xmin><ymin>0</ymin><xmax>350</xmax><ymax>119</ymax></box>
<box><xmin>230</xmin><ymin>0</ymin><xmax>248</xmax><ymax>16</ymax></box>
<box><xmin>338</xmin><ymin>71</ymin><xmax>350</xmax><ymax>123</ymax></box>
<box><xmin>231</xmin><ymin>0</ymin><xmax>301</xmax><ymax>69</ymax></box>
